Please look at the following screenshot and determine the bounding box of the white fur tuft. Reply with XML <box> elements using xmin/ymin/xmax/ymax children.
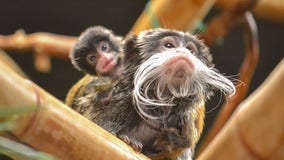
<box><xmin>133</xmin><ymin>48</ymin><xmax>236</xmax><ymax>120</ymax></box>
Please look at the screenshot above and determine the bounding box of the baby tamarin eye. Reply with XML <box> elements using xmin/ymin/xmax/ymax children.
<box><xmin>86</xmin><ymin>54</ymin><xmax>97</xmax><ymax>63</ymax></box>
<box><xmin>101</xmin><ymin>45</ymin><xmax>107</xmax><ymax>51</ymax></box>
<box><xmin>89</xmin><ymin>55</ymin><xmax>96</xmax><ymax>61</ymax></box>
<box><xmin>97</xmin><ymin>41</ymin><xmax>110</xmax><ymax>52</ymax></box>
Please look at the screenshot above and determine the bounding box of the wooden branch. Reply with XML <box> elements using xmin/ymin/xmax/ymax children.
<box><xmin>0</xmin><ymin>49</ymin><xmax>26</xmax><ymax>78</ymax></box>
<box><xmin>254</xmin><ymin>0</ymin><xmax>284</xmax><ymax>23</ymax></box>
<box><xmin>197</xmin><ymin>59</ymin><xmax>284</xmax><ymax>160</ymax></box>
<box><xmin>0</xmin><ymin>56</ymin><xmax>149</xmax><ymax>160</ymax></box>
<box><xmin>0</xmin><ymin>30</ymin><xmax>77</xmax><ymax>72</ymax></box>
<box><xmin>197</xmin><ymin>11</ymin><xmax>259</xmax><ymax>154</ymax></box>
<box><xmin>197</xmin><ymin>0</ymin><xmax>260</xmax><ymax>154</ymax></box>
<box><xmin>216</xmin><ymin>0</ymin><xmax>284</xmax><ymax>23</ymax></box>
<box><xmin>200</xmin><ymin>0</ymin><xmax>258</xmax><ymax>45</ymax></box>
<box><xmin>129</xmin><ymin>0</ymin><xmax>215</xmax><ymax>35</ymax></box>
<box><xmin>0</xmin><ymin>30</ymin><xmax>76</xmax><ymax>59</ymax></box>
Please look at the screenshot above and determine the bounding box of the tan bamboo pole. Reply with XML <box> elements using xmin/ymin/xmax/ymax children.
<box><xmin>253</xmin><ymin>0</ymin><xmax>284</xmax><ymax>23</ymax></box>
<box><xmin>129</xmin><ymin>0</ymin><xmax>216</xmax><ymax>34</ymax></box>
<box><xmin>216</xmin><ymin>0</ymin><xmax>284</xmax><ymax>23</ymax></box>
<box><xmin>196</xmin><ymin>0</ymin><xmax>259</xmax><ymax>154</ymax></box>
<box><xmin>0</xmin><ymin>30</ymin><xmax>77</xmax><ymax>72</ymax></box>
<box><xmin>197</xmin><ymin>11</ymin><xmax>260</xmax><ymax>154</ymax></box>
<box><xmin>200</xmin><ymin>0</ymin><xmax>258</xmax><ymax>46</ymax></box>
<box><xmin>197</xmin><ymin>59</ymin><xmax>284</xmax><ymax>160</ymax></box>
<box><xmin>0</xmin><ymin>30</ymin><xmax>76</xmax><ymax>59</ymax></box>
<box><xmin>0</xmin><ymin>58</ymin><xmax>149</xmax><ymax>160</ymax></box>
<box><xmin>0</xmin><ymin>49</ymin><xmax>27</xmax><ymax>78</ymax></box>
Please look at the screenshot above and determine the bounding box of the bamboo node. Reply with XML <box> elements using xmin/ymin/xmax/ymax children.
<box><xmin>16</xmin><ymin>79</ymin><xmax>42</xmax><ymax>137</ymax></box>
<box><xmin>14</xmin><ymin>30</ymin><xmax>27</xmax><ymax>49</ymax></box>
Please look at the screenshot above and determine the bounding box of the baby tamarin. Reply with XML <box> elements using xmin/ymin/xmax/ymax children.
<box><xmin>66</xmin><ymin>26</ymin><xmax>123</xmax><ymax>109</ymax></box>
<box><xmin>70</xmin><ymin>25</ymin><xmax>123</xmax><ymax>78</ymax></box>
<box><xmin>69</xmin><ymin>28</ymin><xmax>236</xmax><ymax>160</ymax></box>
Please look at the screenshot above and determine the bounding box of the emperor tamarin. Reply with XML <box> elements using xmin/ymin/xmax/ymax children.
<box><xmin>71</xmin><ymin>28</ymin><xmax>236</xmax><ymax>160</ymax></box>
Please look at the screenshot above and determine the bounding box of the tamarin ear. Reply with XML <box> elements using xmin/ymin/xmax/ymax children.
<box><xmin>123</xmin><ymin>35</ymin><xmax>139</xmax><ymax>61</ymax></box>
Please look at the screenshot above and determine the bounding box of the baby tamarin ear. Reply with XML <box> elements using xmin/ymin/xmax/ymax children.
<box><xmin>70</xmin><ymin>26</ymin><xmax>123</xmax><ymax>78</ymax></box>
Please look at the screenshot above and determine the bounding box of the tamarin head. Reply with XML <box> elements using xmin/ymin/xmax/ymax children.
<box><xmin>70</xmin><ymin>26</ymin><xmax>123</xmax><ymax>78</ymax></box>
<box><xmin>122</xmin><ymin>28</ymin><xmax>236</xmax><ymax>120</ymax></box>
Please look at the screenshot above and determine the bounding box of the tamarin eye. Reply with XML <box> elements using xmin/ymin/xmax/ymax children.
<box><xmin>90</xmin><ymin>56</ymin><xmax>96</xmax><ymax>61</ymax></box>
<box><xmin>164</xmin><ymin>43</ymin><xmax>175</xmax><ymax>48</ymax></box>
<box><xmin>97</xmin><ymin>41</ymin><xmax>110</xmax><ymax>52</ymax></box>
<box><xmin>87</xmin><ymin>54</ymin><xmax>96</xmax><ymax>62</ymax></box>
<box><xmin>101</xmin><ymin>45</ymin><xmax>108</xmax><ymax>51</ymax></box>
<box><xmin>186</xmin><ymin>47</ymin><xmax>193</xmax><ymax>52</ymax></box>
<box><xmin>186</xmin><ymin>42</ymin><xmax>198</xmax><ymax>54</ymax></box>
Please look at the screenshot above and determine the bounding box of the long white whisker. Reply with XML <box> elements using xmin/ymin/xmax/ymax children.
<box><xmin>132</xmin><ymin>49</ymin><xmax>236</xmax><ymax>120</ymax></box>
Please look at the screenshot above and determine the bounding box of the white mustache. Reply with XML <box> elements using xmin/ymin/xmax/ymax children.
<box><xmin>133</xmin><ymin>49</ymin><xmax>236</xmax><ymax>120</ymax></box>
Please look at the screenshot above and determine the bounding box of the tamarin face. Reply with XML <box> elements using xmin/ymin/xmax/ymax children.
<box><xmin>70</xmin><ymin>26</ymin><xmax>122</xmax><ymax>76</ymax></box>
<box><xmin>130</xmin><ymin>28</ymin><xmax>236</xmax><ymax>120</ymax></box>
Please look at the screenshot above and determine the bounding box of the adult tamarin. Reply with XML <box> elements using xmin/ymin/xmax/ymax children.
<box><xmin>68</xmin><ymin>28</ymin><xmax>236</xmax><ymax>160</ymax></box>
<box><xmin>66</xmin><ymin>26</ymin><xmax>123</xmax><ymax>109</ymax></box>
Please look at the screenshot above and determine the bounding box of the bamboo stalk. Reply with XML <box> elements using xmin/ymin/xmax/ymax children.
<box><xmin>0</xmin><ymin>30</ymin><xmax>77</xmax><ymax>72</ymax></box>
<box><xmin>0</xmin><ymin>30</ymin><xmax>76</xmax><ymax>59</ymax></box>
<box><xmin>197</xmin><ymin>0</ymin><xmax>259</xmax><ymax>153</ymax></box>
<box><xmin>216</xmin><ymin>0</ymin><xmax>284</xmax><ymax>23</ymax></box>
<box><xmin>197</xmin><ymin>11</ymin><xmax>260</xmax><ymax>154</ymax></box>
<box><xmin>253</xmin><ymin>0</ymin><xmax>284</xmax><ymax>23</ymax></box>
<box><xmin>197</xmin><ymin>59</ymin><xmax>284</xmax><ymax>160</ymax></box>
<box><xmin>200</xmin><ymin>0</ymin><xmax>258</xmax><ymax>45</ymax></box>
<box><xmin>0</xmin><ymin>49</ymin><xmax>26</xmax><ymax>78</ymax></box>
<box><xmin>0</xmin><ymin>57</ymin><xmax>149</xmax><ymax>159</ymax></box>
<box><xmin>129</xmin><ymin>0</ymin><xmax>216</xmax><ymax>34</ymax></box>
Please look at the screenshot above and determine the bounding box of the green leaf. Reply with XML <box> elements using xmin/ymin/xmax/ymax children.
<box><xmin>0</xmin><ymin>137</ymin><xmax>55</xmax><ymax>160</ymax></box>
<box><xmin>0</xmin><ymin>106</ymin><xmax>37</xmax><ymax>117</ymax></box>
<box><xmin>0</xmin><ymin>120</ymin><xmax>18</xmax><ymax>131</ymax></box>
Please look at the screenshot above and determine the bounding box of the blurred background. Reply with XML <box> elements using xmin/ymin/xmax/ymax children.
<box><xmin>0</xmin><ymin>0</ymin><xmax>283</xmax><ymax>157</ymax></box>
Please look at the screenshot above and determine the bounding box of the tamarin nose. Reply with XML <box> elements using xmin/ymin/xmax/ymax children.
<box><xmin>176</xmin><ymin>47</ymin><xmax>190</xmax><ymax>54</ymax></box>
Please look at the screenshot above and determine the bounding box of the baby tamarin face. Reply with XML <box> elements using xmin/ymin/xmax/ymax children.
<box><xmin>131</xmin><ymin>28</ymin><xmax>236</xmax><ymax>119</ymax></box>
<box><xmin>70</xmin><ymin>26</ymin><xmax>122</xmax><ymax>78</ymax></box>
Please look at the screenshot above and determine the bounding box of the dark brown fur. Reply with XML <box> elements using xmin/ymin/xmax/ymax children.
<box><xmin>71</xmin><ymin>28</ymin><xmax>235</xmax><ymax>160</ymax></box>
